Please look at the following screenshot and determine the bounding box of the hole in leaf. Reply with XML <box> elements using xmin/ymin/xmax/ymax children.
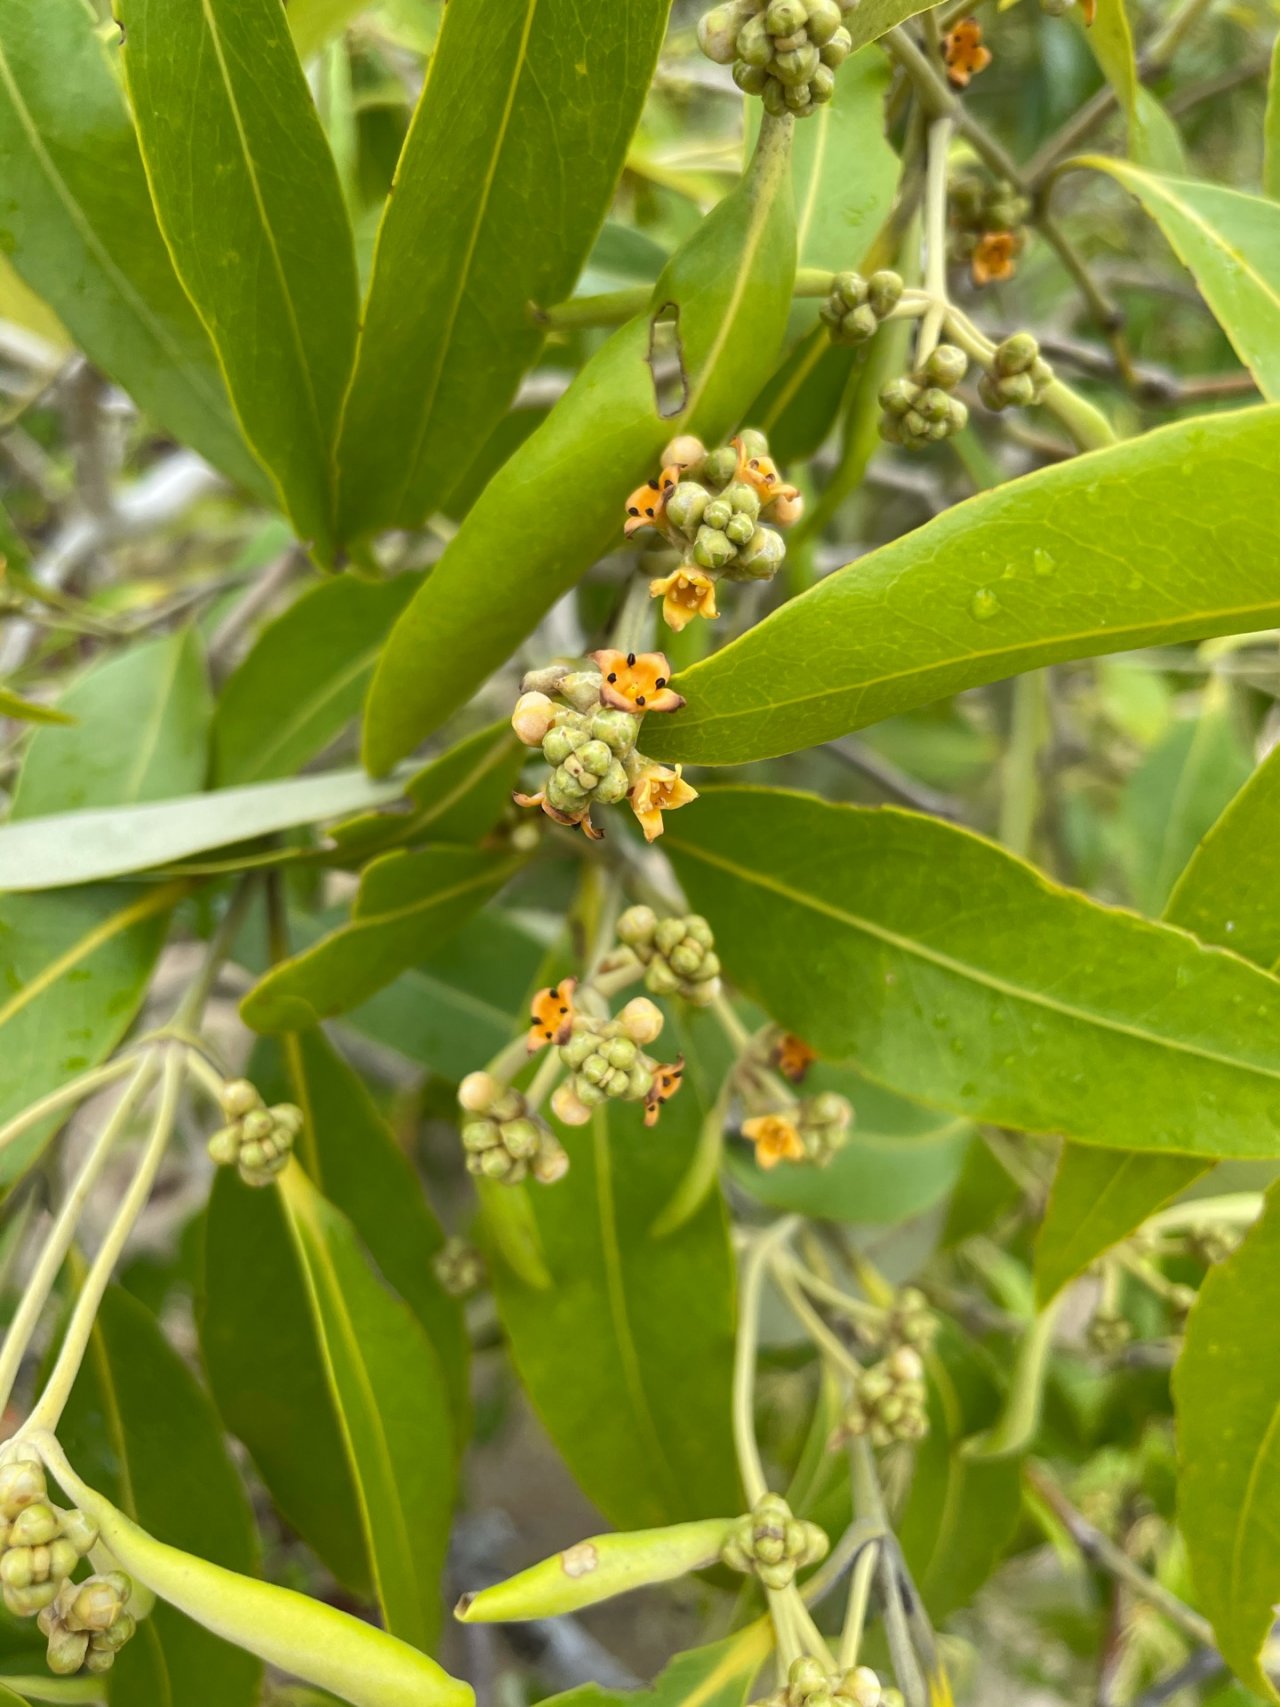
<box><xmin>647</xmin><ymin>301</ymin><xmax>687</xmax><ymax>419</ymax></box>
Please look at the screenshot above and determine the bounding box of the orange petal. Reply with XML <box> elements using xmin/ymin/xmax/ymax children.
<box><xmin>527</xmin><ymin>979</ymin><xmax>578</xmax><ymax>1053</ymax></box>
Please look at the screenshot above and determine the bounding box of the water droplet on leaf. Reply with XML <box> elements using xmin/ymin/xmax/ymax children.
<box><xmin>970</xmin><ymin>587</ymin><xmax>1000</xmax><ymax>621</ymax></box>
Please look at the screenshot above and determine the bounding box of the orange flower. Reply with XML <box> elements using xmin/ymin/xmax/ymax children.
<box><xmin>944</xmin><ymin>18</ymin><xmax>992</xmax><ymax>88</ymax></box>
<box><xmin>644</xmin><ymin>1057</ymin><xmax>685</xmax><ymax>1127</ymax></box>
<box><xmin>742</xmin><ymin>1114</ymin><xmax>807</xmax><ymax>1170</ymax></box>
<box><xmin>589</xmin><ymin>650</ymin><xmax>685</xmax><ymax>715</ymax></box>
<box><xmin>527</xmin><ymin>980</ymin><xmax>577</xmax><ymax>1053</ymax></box>
<box><xmin>773</xmin><ymin>1034</ymin><xmax>818</xmax><ymax>1085</ymax></box>
<box><xmin>1082</xmin><ymin>0</ymin><xmax>1096</xmax><ymax>21</ymax></box>
<box><xmin>623</xmin><ymin>466</ymin><xmax>679</xmax><ymax>539</ymax></box>
<box><xmin>971</xmin><ymin>229</ymin><xmax>1021</xmax><ymax>287</ymax></box>
<box><xmin>629</xmin><ymin>762</ymin><xmax>698</xmax><ymax>843</ymax></box>
<box><xmin>731</xmin><ymin>437</ymin><xmax>784</xmax><ymax>502</ymax></box>
<box><xmin>513</xmin><ymin>789</ymin><xmax>605</xmax><ymax>841</ymax></box>
<box><xmin>649</xmin><ymin>566</ymin><xmax>719</xmax><ymax>633</ymax></box>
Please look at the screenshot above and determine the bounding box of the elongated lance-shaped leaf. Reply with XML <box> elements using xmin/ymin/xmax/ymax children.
<box><xmin>666</xmin><ymin>786</ymin><xmax>1280</xmax><ymax>1160</ymax></box>
<box><xmin>118</xmin><ymin>0</ymin><xmax>360</xmax><ymax>559</ymax></box>
<box><xmin>1035</xmin><ymin>737</ymin><xmax>1280</xmax><ymax>1303</ymax></box>
<box><xmin>1176</xmin><ymin>1181</ymin><xmax>1280</xmax><ymax>1701</ymax></box>
<box><xmin>336</xmin><ymin>0</ymin><xmax>672</xmax><ymax>541</ymax></box>
<box><xmin>1082</xmin><ymin>3</ymin><xmax>1185</xmax><ymax>172</ymax></box>
<box><xmin>535</xmin><ymin>1628</ymin><xmax>772</xmax><ymax>1707</ymax></box>
<box><xmin>0</xmin><ymin>0</ymin><xmax>263</xmax><ymax>495</ymax></box>
<box><xmin>361</xmin><ymin>113</ymin><xmax>797</xmax><ymax>774</ymax></box>
<box><xmin>1082</xmin><ymin>162</ymin><xmax>1280</xmax><ymax>400</ymax></box>
<box><xmin>648</xmin><ymin>408</ymin><xmax>1280</xmax><ymax>767</ymax></box>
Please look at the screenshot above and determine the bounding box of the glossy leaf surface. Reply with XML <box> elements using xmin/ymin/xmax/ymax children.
<box><xmin>336</xmin><ymin>0</ymin><xmax>671</xmax><ymax>539</ymax></box>
<box><xmin>0</xmin><ymin>0</ymin><xmax>262</xmax><ymax>493</ymax></box>
<box><xmin>649</xmin><ymin>408</ymin><xmax>1280</xmax><ymax>766</ymax></box>
<box><xmin>667</xmin><ymin>787</ymin><xmax>1280</xmax><ymax>1159</ymax></box>
<box><xmin>119</xmin><ymin>0</ymin><xmax>360</xmax><ymax>555</ymax></box>
<box><xmin>541</xmin><ymin>1630</ymin><xmax>771</xmax><ymax>1707</ymax></box>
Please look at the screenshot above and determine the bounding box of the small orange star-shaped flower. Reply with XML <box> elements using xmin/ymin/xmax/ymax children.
<box><xmin>589</xmin><ymin>650</ymin><xmax>685</xmax><ymax>715</ymax></box>
<box><xmin>513</xmin><ymin>789</ymin><xmax>605</xmax><ymax>840</ymax></box>
<box><xmin>944</xmin><ymin>18</ymin><xmax>992</xmax><ymax>88</ymax></box>
<box><xmin>1082</xmin><ymin>0</ymin><xmax>1096</xmax><ymax>22</ymax></box>
<box><xmin>623</xmin><ymin>466</ymin><xmax>680</xmax><ymax>539</ymax></box>
<box><xmin>773</xmin><ymin>1034</ymin><xmax>819</xmax><ymax>1084</ymax></box>
<box><xmin>527</xmin><ymin>980</ymin><xmax>577</xmax><ymax>1053</ymax></box>
<box><xmin>731</xmin><ymin>437</ymin><xmax>785</xmax><ymax>503</ymax></box>
<box><xmin>629</xmin><ymin>762</ymin><xmax>698</xmax><ymax>843</ymax></box>
<box><xmin>644</xmin><ymin>1057</ymin><xmax>685</xmax><ymax>1127</ymax></box>
<box><xmin>649</xmin><ymin>566</ymin><xmax>719</xmax><ymax>634</ymax></box>
<box><xmin>742</xmin><ymin>1113</ymin><xmax>807</xmax><ymax>1170</ymax></box>
<box><xmin>971</xmin><ymin>229</ymin><xmax>1021</xmax><ymax>286</ymax></box>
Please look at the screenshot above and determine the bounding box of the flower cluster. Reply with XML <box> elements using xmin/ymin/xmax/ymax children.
<box><xmin>949</xmin><ymin>172</ymin><xmax>1031</xmax><ymax>287</ymax></box>
<box><xmin>742</xmin><ymin>1091</ymin><xmax>854</xmax><ymax>1170</ymax></box>
<box><xmin>458</xmin><ymin>1072</ymin><xmax>569</xmax><ymax>1186</ymax></box>
<box><xmin>977</xmin><ymin>332</ymin><xmax>1054</xmax><ymax>412</ymax></box>
<box><xmin>207</xmin><ymin>1079</ymin><xmax>302</xmax><ymax>1187</ymax></box>
<box><xmin>885</xmin><ymin>1285</ymin><xmax>937</xmax><ymax>1353</ymax></box>
<box><xmin>721</xmin><ymin>1493</ymin><xmax>829</xmax><ymax>1590</ymax></box>
<box><xmin>545</xmin><ymin>993</ymin><xmax>685</xmax><ymax>1130</ymax></box>
<box><xmin>1087</xmin><ymin>1307</ymin><xmax>1131</xmax><ymax>1354</ymax></box>
<box><xmin>697</xmin><ymin>0</ymin><xmax>856</xmax><ymax>118</ymax></box>
<box><xmin>879</xmin><ymin>344</ymin><xmax>969</xmax><ymax>451</ymax></box>
<box><xmin>432</xmin><ymin>1236</ymin><xmax>486</xmax><ymax>1298</ymax></box>
<box><xmin>40</xmin><ymin>1572</ymin><xmax>135</xmax><ymax>1677</ymax></box>
<box><xmin>512</xmin><ymin>655</ymin><xmax>694</xmax><ymax>843</ymax></box>
<box><xmin>624</xmin><ymin>431</ymin><xmax>802</xmax><ymax>634</ymax></box>
<box><xmin>0</xmin><ymin>1460</ymin><xmax>97</xmax><ymax>1621</ymax></box>
<box><xmin>819</xmin><ymin>269</ymin><xmax>904</xmax><ymax>347</ymax></box>
<box><xmin>757</xmin><ymin>1656</ymin><xmax>901</xmax><ymax>1707</ymax></box>
<box><xmin>839</xmin><ymin>1347</ymin><xmax>929</xmax><ymax>1447</ymax></box>
<box><xmin>614</xmin><ymin>906</ymin><xmax>723</xmax><ymax>1007</ymax></box>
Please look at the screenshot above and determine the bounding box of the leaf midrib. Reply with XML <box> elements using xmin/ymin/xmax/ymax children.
<box><xmin>668</xmin><ymin>834</ymin><xmax>1280</xmax><ymax>1096</ymax></box>
<box><xmin>0</xmin><ymin>883</ymin><xmax>180</xmax><ymax>1032</ymax></box>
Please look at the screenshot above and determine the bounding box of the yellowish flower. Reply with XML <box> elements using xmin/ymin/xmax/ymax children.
<box><xmin>644</xmin><ymin>1058</ymin><xmax>685</xmax><ymax>1127</ymax></box>
<box><xmin>649</xmin><ymin>566</ymin><xmax>719</xmax><ymax>634</ymax></box>
<box><xmin>772</xmin><ymin>1034</ymin><xmax>819</xmax><ymax>1085</ymax></box>
<box><xmin>971</xmin><ymin>230</ymin><xmax>1021</xmax><ymax>287</ymax></box>
<box><xmin>943</xmin><ymin>18</ymin><xmax>992</xmax><ymax>89</ymax></box>
<box><xmin>628</xmin><ymin>762</ymin><xmax>698</xmax><ymax>843</ymax></box>
<box><xmin>527</xmin><ymin>980</ymin><xmax>577</xmax><ymax>1054</ymax></box>
<box><xmin>742</xmin><ymin>1113</ymin><xmax>807</xmax><ymax>1170</ymax></box>
<box><xmin>623</xmin><ymin>466</ymin><xmax>679</xmax><ymax>539</ymax></box>
<box><xmin>589</xmin><ymin>650</ymin><xmax>685</xmax><ymax>715</ymax></box>
<box><xmin>512</xmin><ymin>789</ymin><xmax>604</xmax><ymax>841</ymax></box>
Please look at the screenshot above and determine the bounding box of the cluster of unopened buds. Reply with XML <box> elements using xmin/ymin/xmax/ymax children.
<box><xmin>820</xmin><ymin>269</ymin><xmax>904</xmax><ymax>346</ymax></box>
<box><xmin>838</xmin><ymin>1346</ymin><xmax>929</xmax><ymax>1447</ymax></box>
<box><xmin>879</xmin><ymin>344</ymin><xmax>969</xmax><ymax>451</ymax></box>
<box><xmin>949</xmin><ymin>171</ymin><xmax>1031</xmax><ymax>287</ymax></box>
<box><xmin>721</xmin><ymin>1493</ymin><xmax>829</xmax><ymax>1589</ymax></box>
<box><xmin>527</xmin><ymin>980</ymin><xmax>685</xmax><ymax>1130</ymax></box>
<box><xmin>978</xmin><ymin>332</ymin><xmax>1054</xmax><ymax>411</ymax></box>
<box><xmin>885</xmin><ymin>1285</ymin><xmax>937</xmax><ymax>1352</ymax></box>
<box><xmin>624</xmin><ymin>430</ymin><xmax>802</xmax><ymax>633</ymax></box>
<box><xmin>1087</xmin><ymin>1307</ymin><xmax>1131</xmax><ymax>1354</ymax></box>
<box><xmin>612</xmin><ymin>905</ymin><xmax>723</xmax><ymax>1007</ymax></box>
<box><xmin>432</xmin><ymin>1236</ymin><xmax>486</xmax><ymax>1298</ymax></box>
<box><xmin>512</xmin><ymin>654</ymin><xmax>694</xmax><ymax>843</ymax></box>
<box><xmin>457</xmin><ymin>1072</ymin><xmax>569</xmax><ymax>1185</ymax></box>
<box><xmin>39</xmin><ymin>1571</ymin><xmax>136</xmax><ymax>1678</ymax></box>
<box><xmin>758</xmin><ymin>1656</ymin><xmax>902</xmax><ymax>1707</ymax></box>
<box><xmin>697</xmin><ymin>0</ymin><xmax>857</xmax><ymax>117</ymax></box>
<box><xmin>206</xmin><ymin>1079</ymin><xmax>302</xmax><ymax>1187</ymax></box>
<box><xmin>741</xmin><ymin>1092</ymin><xmax>853</xmax><ymax>1169</ymax></box>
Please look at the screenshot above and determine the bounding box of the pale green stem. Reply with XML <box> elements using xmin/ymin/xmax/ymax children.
<box><xmin>0</xmin><ymin>1057</ymin><xmax>137</xmax><ymax>1160</ymax></box>
<box><xmin>838</xmin><ymin>1537</ymin><xmax>881</xmax><ymax>1670</ymax></box>
<box><xmin>917</xmin><ymin>115</ymin><xmax>954</xmax><ymax>365</ymax></box>
<box><xmin>522</xmin><ymin>1046</ymin><xmax>565</xmax><ymax>1115</ymax></box>
<box><xmin>850</xmin><ymin>1441</ymin><xmax>926</xmax><ymax>1707</ymax></box>
<box><xmin>788</xmin><ymin>1264</ymin><xmax>887</xmax><ymax>1334</ymax></box>
<box><xmin>770</xmin><ymin>1257</ymin><xmax>863</xmax><ymax>1381</ymax></box>
<box><xmin>0</xmin><ymin>1057</ymin><xmax>160</xmax><ymax>1418</ymax></box>
<box><xmin>734</xmin><ymin>1216</ymin><xmax>801</xmax><ymax>1505</ymax></box>
<box><xmin>963</xmin><ymin>1294</ymin><xmax>1063</xmax><ymax>1461</ymax></box>
<box><xmin>767</xmin><ymin>1586</ymin><xmax>805</xmax><ymax>1670</ymax></box>
<box><xmin>1040</xmin><ymin>378</ymin><xmax>1119</xmax><ymax>452</ymax></box>
<box><xmin>650</xmin><ymin>1074</ymin><xmax>731</xmax><ymax>1238</ymax></box>
<box><xmin>999</xmin><ymin>670</ymin><xmax>1047</xmax><ymax>858</ymax></box>
<box><xmin>1144</xmin><ymin>1193</ymin><xmax>1261</xmax><ymax>1235</ymax></box>
<box><xmin>787</xmin><ymin>1584</ymin><xmax>838</xmax><ymax>1671</ymax></box>
<box><xmin>168</xmin><ymin>876</ymin><xmax>259</xmax><ymax>1033</ymax></box>
<box><xmin>184</xmin><ymin>1046</ymin><xmax>227</xmax><ymax>1106</ymax></box>
<box><xmin>711</xmin><ymin>991</ymin><xmax>753</xmax><ymax>1054</ymax></box>
<box><xmin>28</xmin><ymin>1047</ymin><xmax>185</xmax><ymax>1435</ymax></box>
<box><xmin>0</xmin><ymin>1679</ymin><xmax>105</xmax><ymax>1704</ymax></box>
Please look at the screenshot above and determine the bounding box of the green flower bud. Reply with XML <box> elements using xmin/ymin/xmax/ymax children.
<box><xmin>1</xmin><ymin>1547</ymin><xmax>33</xmax><ymax>1589</ymax></box>
<box><xmin>580</xmin><ymin>1054</ymin><xmax>610</xmax><ymax>1086</ymax></box>
<box><xmin>575</xmin><ymin>739</ymin><xmax>613</xmax><ymax>779</ymax></box>
<box><xmin>737</xmin><ymin>12</ymin><xmax>773</xmax><ymax>65</ymax></box>
<box><xmin>0</xmin><ymin>1462</ymin><xmax>45</xmax><ymax>1521</ymax></box>
<box><xmin>726</xmin><ymin>511</ymin><xmax>757</xmax><ymax>546</ymax></box>
<box><xmin>95</xmin><ymin>1609</ymin><xmax>136</xmax><ymax>1653</ymax></box>
<box><xmin>85</xmin><ymin>1645</ymin><xmax>117</xmax><ymax>1675</ymax></box>
<box><xmin>774</xmin><ymin>42</ymin><xmax>820</xmax><ymax>84</ymax></box>
<box><xmin>11</xmin><ymin>1505</ymin><xmax>59</xmax><ymax>1550</ymax></box>
<box><xmin>59</xmin><ymin>1509</ymin><xmax>97</xmax><ymax>1556</ymax></box>
<box><xmin>995</xmin><ymin>331</ymin><xmax>1039</xmax><ymax>375</ymax></box>
<box><xmin>433</xmin><ymin>1237</ymin><xmax>486</xmax><ymax>1297</ymax></box>
<box><xmin>698</xmin><ymin>3</ymin><xmax>742</xmax><ymax>63</ymax></box>
<box><xmin>619</xmin><ymin>997</ymin><xmax>664</xmax><ymax>1045</ymax></box>
<box><xmin>654</xmin><ymin>917</ymin><xmax>686</xmax><ymax>956</ymax></box>
<box><xmin>594</xmin><ymin>759</ymin><xmax>631</xmax><ymax>806</ymax></box>
<box><xmin>589</xmin><ymin>707</ymin><xmax>641</xmax><ymax>755</ymax></box>
<box><xmin>702</xmin><ymin>496</ymin><xmax>732</xmax><ymax>531</ymax></box>
<box><xmin>693</xmin><ymin>524</ymin><xmax>738</xmax><ymax>571</ymax></box>
<box><xmin>734</xmin><ymin>525</ymin><xmax>785</xmax><ymax>580</ymax></box>
<box><xmin>879</xmin><ymin>376</ymin><xmax>919</xmax><ymax>416</ymax></box>
<box><xmin>221</xmin><ymin>1079</ymin><xmax>262</xmax><ymax>1121</ymax></box>
<box><xmin>782</xmin><ymin>80</ymin><xmax>813</xmax><ymax>111</ymax></box>
<box><xmin>664</xmin><ymin>481</ymin><xmax>708</xmax><ymax>535</ymax></box>
<box><xmin>838</xmin><ymin>1666</ymin><xmax>883</xmax><ymax>1707</ymax></box>
<box><xmin>46</xmin><ymin>1627</ymin><xmax>90</xmax><ymax>1676</ymax></box>
<box><xmin>925</xmin><ymin>344</ymin><xmax>967</xmax><ymax>389</ymax></box>
<box><xmin>47</xmin><ymin>1539</ymin><xmax>80</xmax><ymax>1584</ymax></box>
<box><xmin>805</xmin><ymin>0</ymin><xmax>843</xmax><ymax>43</ymax></box>
<box><xmin>478</xmin><ymin>1147</ymin><xmax>520</xmax><ymax>1182</ymax></box>
<box><xmin>867</xmin><ymin>270</ymin><xmax>903</xmax><ymax>317</ymax></box>
<box><xmin>810</xmin><ymin>63</ymin><xmax>836</xmax><ymax>101</ymax></box>
<box><xmin>833</xmin><ymin>270</ymin><xmax>868</xmax><ymax>309</ymax></box>
<box><xmin>69</xmin><ymin>1575</ymin><xmax>130</xmax><ymax>1634</ymax></box>
<box><xmin>542</xmin><ymin>721</ymin><xmax>587</xmax><ymax>765</ymax></box>
<box><xmin>461</xmin><ymin>1118</ymin><xmax>502</xmax><ymax>1153</ymax></box>
<box><xmin>819</xmin><ymin>25</ymin><xmax>851</xmax><ymax>66</ymax></box>
<box><xmin>603</xmin><ymin>1036</ymin><xmax>637</xmax><ymax>1070</ymax></box>
<box><xmin>838</xmin><ymin>304</ymin><xmax>879</xmax><ymax>344</ymax></box>
<box><xmin>531</xmin><ymin>1139</ymin><xmax>570</xmax><ymax>1185</ymax></box>
<box><xmin>546</xmin><ymin>769</ymin><xmax>587</xmax><ymax>814</ymax></box>
<box><xmin>502</xmin><ymin>1118</ymin><xmax>542</xmax><ymax>1160</ymax></box>
<box><xmin>571</xmin><ymin>1076</ymin><xmax>607</xmax><ymax>1108</ymax></box>
<box><xmin>618</xmin><ymin>905</ymin><xmax>657</xmax><ymax>949</ymax></box>
<box><xmin>551</xmin><ymin>1081</ymin><xmax>594</xmax><ymax>1127</ymax></box>
<box><xmin>645</xmin><ymin>959</ymin><xmax>682</xmax><ymax>996</ymax></box>
<box><xmin>766</xmin><ymin>0</ymin><xmax>808</xmax><ymax>32</ymax></box>
<box><xmin>241</xmin><ymin>1108</ymin><xmax>274</xmax><ymax>1145</ymax></box>
<box><xmin>761</xmin><ymin>77</ymin><xmax>789</xmax><ymax>116</ymax></box>
<box><xmin>4</xmin><ymin>1580</ymin><xmax>58</xmax><ymax>1617</ymax></box>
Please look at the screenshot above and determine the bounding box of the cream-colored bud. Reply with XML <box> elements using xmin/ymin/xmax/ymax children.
<box><xmin>511</xmin><ymin>690</ymin><xmax>557</xmax><ymax>747</ymax></box>
<box><xmin>887</xmin><ymin>1346</ymin><xmax>924</xmax><ymax>1383</ymax></box>
<box><xmin>458</xmin><ymin>1071</ymin><xmax>499</xmax><ymax>1114</ymax></box>
<box><xmin>551</xmin><ymin>1081</ymin><xmax>594</xmax><ymax>1127</ymax></box>
<box><xmin>618</xmin><ymin>997</ymin><xmax>664</xmax><ymax>1046</ymax></box>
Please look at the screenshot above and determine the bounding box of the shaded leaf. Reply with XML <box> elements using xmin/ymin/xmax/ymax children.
<box><xmin>540</xmin><ymin>1629</ymin><xmax>771</xmax><ymax>1707</ymax></box>
<box><xmin>361</xmin><ymin>114</ymin><xmax>797</xmax><ymax>772</ymax></box>
<box><xmin>1084</xmin><ymin>3</ymin><xmax>1185</xmax><ymax>172</ymax></box>
<box><xmin>1266</xmin><ymin>32</ymin><xmax>1280</xmax><ymax>202</ymax></box>
<box><xmin>0</xmin><ymin>691</ymin><xmax>73</xmax><ymax>727</ymax></box>
<box><xmin>58</xmin><ymin>1285</ymin><xmax>262</xmax><ymax>1707</ymax></box>
<box><xmin>241</xmin><ymin>846</ymin><xmax>525</xmax><ymax>1032</ymax></box>
<box><xmin>0</xmin><ymin>0</ymin><xmax>263</xmax><ymax>493</ymax></box>
<box><xmin>649</xmin><ymin>408</ymin><xmax>1280</xmax><ymax>767</ymax></box>
<box><xmin>328</xmin><ymin>722</ymin><xmax>525</xmax><ymax>857</ymax></box>
<box><xmin>1175</xmin><ymin>1182</ymin><xmax>1280</xmax><ymax>1701</ymax></box>
<box><xmin>119</xmin><ymin>0</ymin><xmax>359</xmax><ymax>557</ymax></box>
<box><xmin>666</xmin><ymin>787</ymin><xmax>1280</xmax><ymax>1160</ymax></box>
<box><xmin>336</xmin><ymin>0</ymin><xmax>672</xmax><ymax>539</ymax></box>
<box><xmin>213</xmin><ymin>573</ymin><xmax>420</xmax><ymax>785</ymax></box>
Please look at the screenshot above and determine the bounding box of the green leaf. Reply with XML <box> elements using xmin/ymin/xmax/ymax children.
<box><xmin>648</xmin><ymin>408</ymin><xmax>1280</xmax><ymax>767</ymax></box>
<box><xmin>119</xmin><ymin>0</ymin><xmax>360</xmax><ymax>558</ymax></box>
<box><xmin>665</xmin><ymin>786</ymin><xmax>1280</xmax><ymax>1160</ymax></box>
<box><xmin>489</xmin><ymin>1098</ymin><xmax>740</xmax><ymax>1529</ymax></box>
<box><xmin>213</xmin><ymin>573</ymin><xmax>420</xmax><ymax>785</ymax></box>
<box><xmin>1175</xmin><ymin>1181</ymin><xmax>1280</xmax><ymax>1701</ymax></box>
<box><xmin>1164</xmin><ymin>740</ymin><xmax>1280</xmax><ymax>970</ymax></box>
<box><xmin>258</xmin><ymin>1028</ymin><xmax>469</xmax><ymax>1435</ymax></box>
<box><xmin>287</xmin><ymin>0</ymin><xmax>371</xmax><ymax>60</ymax></box>
<box><xmin>0</xmin><ymin>691</ymin><xmax>73</xmax><ymax>727</ymax></box>
<box><xmin>241</xmin><ymin>846</ymin><xmax>525</xmax><ymax>1032</ymax></box>
<box><xmin>335</xmin><ymin>0</ymin><xmax>672</xmax><ymax>541</ymax></box>
<box><xmin>202</xmin><ymin>1167</ymin><xmax>455</xmax><ymax>1648</ymax></box>
<box><xmin>361</xmin><ymin>114</ymin><xmax>797</xmax><ymax>772</ymax></box>
<box><xmin>539</xmin><ymin>1629</ymin><xmax>772</xmax><ymax>1707</ymax></box>
<box><xmin>730</xmin><ymin>1068</ymin><xmax>973</xmax><ymax>1225</ymax></box>
<box><xmin>57</xmin><ymin>1284</ymin><xmax>262</xmax><ymax>1707</ymax></box>
<box><xmin>1083</xmin><ymin>3</ymin><xmax>1185</xmax><ymax>173</ymax></box>
<box><xmin>897</xmin><ymin>1326</ymin><xmax>1023</xmax><ymax>1620</ymax></box>
<box><xmin>10</xmin><ymin>629</ymin><xmax>211</xmax><ymax>819</ymax></box>
<box><xmin>328</xmin><ymin>721</ymin><xmax>526</xmax><ymax>856</ymax></box>
<box><xmin>0</xmin><ymin>0</ymin><xmax>263</xmax><ymax>494</ymax></box>
<box><xmin>0</xmin><ymin>884</ymin><xmax>177</xmax><ymax>1185</ymax></box>
<box><xmin>1265</xmin><ymin>32</ymin><xmax>1280</xmax><ymax>202</ymax></box>
<box><xmin>1082</xmin><ymin>163</ymin><xmax>1280</xmax><ymax>401</ymax></box>
<box><xmin>846</xmin><ymin>1</ymin><xmax>938</xmax><ymax>48</ymax></box>
<box><xmin>0</xmin><ymin>768</ymin><xmax>405</xmax><ymax>892</ymax></box>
